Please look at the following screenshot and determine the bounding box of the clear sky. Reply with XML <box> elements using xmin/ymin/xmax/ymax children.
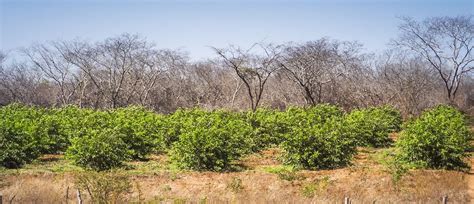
<box><xmin>1</xmin><ymin>0</ymin><xmax>473</xmax><ymax>60</ymax></box>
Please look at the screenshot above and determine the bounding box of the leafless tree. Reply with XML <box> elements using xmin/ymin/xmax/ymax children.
<box><xmin>61</xmin><ymin>34</ymin><xmax>157</xmax><ymax>108</ymax></box>
<box><xmin>0</xmin><ymin>52</ymin><xmax>8</xmax><ymax>105</ymax></box>
<box><xmin>0</xmin><ymin>62</ymin><xmax>54</xmax><ymax>106</ymax></box>
<box><xmin>212</xmin><ymin>43</ymin><xmax>282</xmax><ymax>111</ymax></box>
<box><xmin>279</xmin><ymin>39</ymin><xmax>363</xmax><ymax>106</ymax></box>
<box><xmin>0</xmin><ymin>51</ymin><xmax>5</xmax><ymax>66</ymax></box>
<box><xmin>375</xmin><ymin>50</ymin><xmax>440</xmax><ymax>115</ymax></box>
<box><xmin>393</xmin><ymin>16</ymin><xmax>474</xmax><ymax>103</ymax></box>
<box><xmin>23</xmin><ymin>43</ymin><xmax>82</xmax><ymax>106</ymax></box>
<box><xmin>0</xmin><ymin>19</ymin><xmax>471</xmax><ymax>114</ymax></box>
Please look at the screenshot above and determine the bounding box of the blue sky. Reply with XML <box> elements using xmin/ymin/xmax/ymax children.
<box><xmin>1</xmin><ymin>0</ymin><xmax>473</xmax><ymax>60</ymax></box>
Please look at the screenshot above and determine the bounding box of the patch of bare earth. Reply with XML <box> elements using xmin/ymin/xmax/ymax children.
<box><xmin>0</xmin><ymin>148</ymin><xmax>469</xmax><ymax>203</ymax></box>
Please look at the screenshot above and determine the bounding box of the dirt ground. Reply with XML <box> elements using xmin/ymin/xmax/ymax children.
<box><xmin>0</xmin><ymin>147</ymin><xmax>470</xmax><ymax>203</ymax></box>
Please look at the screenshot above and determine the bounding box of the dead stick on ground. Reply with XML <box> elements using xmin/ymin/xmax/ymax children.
<box><xmin>65</xmin><ymin>186</ymin><xmax>69</xmax><ymax>204</ymax></box>
<box><xmin>76</xmin><ymin>189</ymin><xmax>82</xmax><ymax>204</ymax></box>
<box><xmin>344</xmin><ymin>197</ymin><xmax>350</xmax><ymax>204</ymax></box>
<box><xmin>8</xmin><ymin>194</ymin><xmax>15</xmax><ymax>204</ymax></box>
<box><xmin>442</xmin><ymin>195</ymin><xmax>448</xmax><ymax>204</ymax></box>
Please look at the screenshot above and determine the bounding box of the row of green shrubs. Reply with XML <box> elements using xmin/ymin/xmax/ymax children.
<box><xmin>0</xmin><ymin>103</ymin><xmax>471</xmax><ymax>172</ymax></box>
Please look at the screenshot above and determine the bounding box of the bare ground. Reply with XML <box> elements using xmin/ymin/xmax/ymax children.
<box><xmin>0</xmin><ymin>147</ymin><xmax>469</xmax><ymax>203</ymax></box>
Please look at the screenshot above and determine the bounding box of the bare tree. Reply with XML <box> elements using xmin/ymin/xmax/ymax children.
<box><xmin>0</xmin><ymin>62</ymin><xmax>54</xmax><ymax>106</ymax></box>
<box><xmin>23</xmin><ymin>44</ymin><xmax>82</xmax><ymax>106</ymax></box>
<box><xmin>59</xmin><ymin>40</ymin><xmax>104</xmax><ymax>107</ymax></box>
<box><xmin>394</xmin><ymin>16</ymin><xmax>474</xmax><ymax>103</ymax></box>
<box><xmin>376</xmin><ymin>50</ymin><xmax>440</xmax><ymax>115</ymax></box>
<box><xmin>279</xmin><ymin>39</ymin><xmax>362</xmax><ymax>106</ymax></box>
<box><xmin>147</xmin><ymin>49</ymin><xmax>194</xmax><ymax>112</ymax></box>
<box><xmin>0</xmin><ymin>51</ymin><xmax>5</xmax><ymax>66</ymax></box>
<box><xmin>212</xmin><ymin>43</ymin><xmax>282</xmax><ymax>111</ymax></box>
<box><xmin>62</xmin><ymin>34</ymin><xmax>158</xmax><ymax>108</ymax></box>
<box><xmin>0</xmin><ymin>52</ymin><xmax>9</xmax><ymax>105</ymax></box>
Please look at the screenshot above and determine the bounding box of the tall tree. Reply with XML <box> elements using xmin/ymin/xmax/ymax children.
<box><xmin>394</xmin><ymin>16</ymin><xmax>474</xmax><ymax>103</ymax></box>
<box><xmin>279</xmin><ymin>39</ymin><xmax>362</xmax><ymax>106</ymax></box>
<box><xmin>23</xmin><ymin>44</ymin><xmax>82</xmax><ymax>106</ymax></box>
<box><xmin>212</xmin><ymin>43</ymin><xmax>282</xmax><ymax>111</ymax></box>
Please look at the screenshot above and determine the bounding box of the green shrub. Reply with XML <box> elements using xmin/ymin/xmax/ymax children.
<box><xmin>156</xmin><ymin>108</ymin><xmax>201</xmax><ymax>150</ymax></box>
<box><xmin>246</xmin><ymin>108</ymin><xmax>289</xmax><ymax>150</ymax></box>
<box><xmin>111</xmin><ymin>106</ymin><xmax>164</xmax><ymax>159</ymax></box>
<box><xmin>33</xmin><ymin>111</ymin><xmax>70</xmax><ymax>154</ymax></box>
<box><xmin>66</xmin><ymin>129</ymin><xmax>131</xmax><ymax>171</ymax></box>
<box><xmin>396</xmin><ymin>105</ymin><xmax>472</xmax><ymax>169</ymax></box>
<box><xmin>345</xmin><ymin>106</ymin><xmax>402</xmax><ymax>147</ymax></box>
<box><xmin>283</xmin><ymin>104</ymin><xmax>344</xmax><ymax>128</ymax></box>
<box><xmin>170</xmin><ymin>109</ymin><xmax>254</xmax><ymax>171</ymax></box>
<box><xmin>280</xmin><ymin>104</ymin><xmax>356</xmax><ymax>170</ymax></box>
<box><xmin>51</xmin><ymin>106</ymin><xmax>95</xmax><ymax>138</ymax></box>
<box><xmin>0</xmin><ymin>104</ymin><xmax>43</xmax><ymax>168</ymax></box>
<box><xmin>281</xmin><ymin>117</ymin><xmax>356</xmax><ymax>170</ymax></box>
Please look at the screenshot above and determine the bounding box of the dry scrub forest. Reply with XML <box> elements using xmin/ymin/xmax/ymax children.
<box><xmin>0</xmin><ymin>15</ymin><xmax>473</xmax><ymax>203</ymax></box>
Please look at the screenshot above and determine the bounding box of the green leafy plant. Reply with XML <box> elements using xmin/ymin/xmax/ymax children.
<box><xmin>34</xmin><ymin>110</ymin><xmax>71</xmax><ymax>154</ymax></box>
<box><xmin>278</xmin><ymin>104</ymin><xmax>356</xmax><ymax>170</ymax></box>
<box><xmin>0</xmin><ymin>104</ymin><xmax>43</xmax><ymax>168</ymax></box>
<box><xmin>281</xmin><ymin>116</ymin><xmax>357</xmax><ymax>170</ymax></box>
<box><xmin>283</xmin><ymin>104</ymin><xmax>344</xmax><ymax>128</ymax></box>
<box><xmin>246</xmin><ymin>108</ymin><xmax>289</xmax><ymax>150</ymax></box>
<box><xmin>345</xmin><ymin>106</ymin><xmax>402</xmax><ymax>147</ymax></box>
<box><xmin>66</xmin><ymin>129</ymin><xmax>131</xmax><ymax>171</ymax></box>
<box><xmin>111</xmin><ymin>106</ymin><xmax>164</xmax><ymax>159</ymax></box>
<box><xmin>375</xmin><ymin>148</ymin><xmax>410</xmax><ymax>184</ymax></box>
<box><xmin>396</xmin><ymin>105</ymin><xmax>472</xmax><ymax>170</ymax></box>
<box><xmin>169</xmin><ymin>109</ymin><xmax>254</xmax><ymax>171</ymax></box>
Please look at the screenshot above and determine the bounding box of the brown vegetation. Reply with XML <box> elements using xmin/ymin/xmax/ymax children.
<box><xmin>0</xmin><ymin>16</ymin><xmax>473</xmax><ymax>116</ymax></box>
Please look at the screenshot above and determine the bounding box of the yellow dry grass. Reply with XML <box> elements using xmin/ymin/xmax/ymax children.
<box><xmin>0</xmin><ymin>147</ymin><xmax>469</xmax><ymax>203</ymax></box>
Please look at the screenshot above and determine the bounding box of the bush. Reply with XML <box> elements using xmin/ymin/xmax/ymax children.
<box><xmin>51</xmin><ymin>106</ymin><xmax>96</xmax><ymax>138</ymax></box>
<box><xmin>396</xmin><ymin>105</ymin><xmax>472</xmax><ymax>169</ymax></box>
<box><xmin>283</xmin><ymin>104</ymin><xmax>344</xmax><ymax>128</ymax></box>
<box><xmin>245</xmin><ymin>105</ymin><xmax>344</xmax><ymax>152</ymax></box>
<box><xmin>170</xmin><ymin>109</ymin><xmax>254</xmax><ymax>171</ymax></box>
<box><xmin>156</xmin><ymin>108</ymin><xmax>201</xmax><ymax>150</ymax></box>
<box><xmin>33</xmin><ymin>111</ymin><xmax>70</xmax><ymax>154</ymax></box>
<box><xmin>281</xmin><ymin>116</ymin><xmax>357</xmax><ymax>170</ymax></box>
<box><xmin>345</xmin><ymin>106</ymin><xmax>402</xmax><ymax>147</ymax></box>
<box><xmin>66</xmin><ymin>129</ymin><xmax>131</xmax><ymax>171</ymax></box>
<box><xmin>111</xmin><ymin>106</ymin><xmax>164</xmax><ymax>159</ymax></box>
<box><xmin>246</xmin><ymin>108</ymin><xmax>289</xmax><ymax>150</ymax></box>
<box><xmin>0</xmin><ymin>104</ymin><xmax>43</xmax><ymax>168</ymax></box>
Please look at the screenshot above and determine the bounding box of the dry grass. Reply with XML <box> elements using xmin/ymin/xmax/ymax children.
<box><xmin>0</xmin><ymin>147</ymin><xmax>470</xmax><ymax>203</ymax></box>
